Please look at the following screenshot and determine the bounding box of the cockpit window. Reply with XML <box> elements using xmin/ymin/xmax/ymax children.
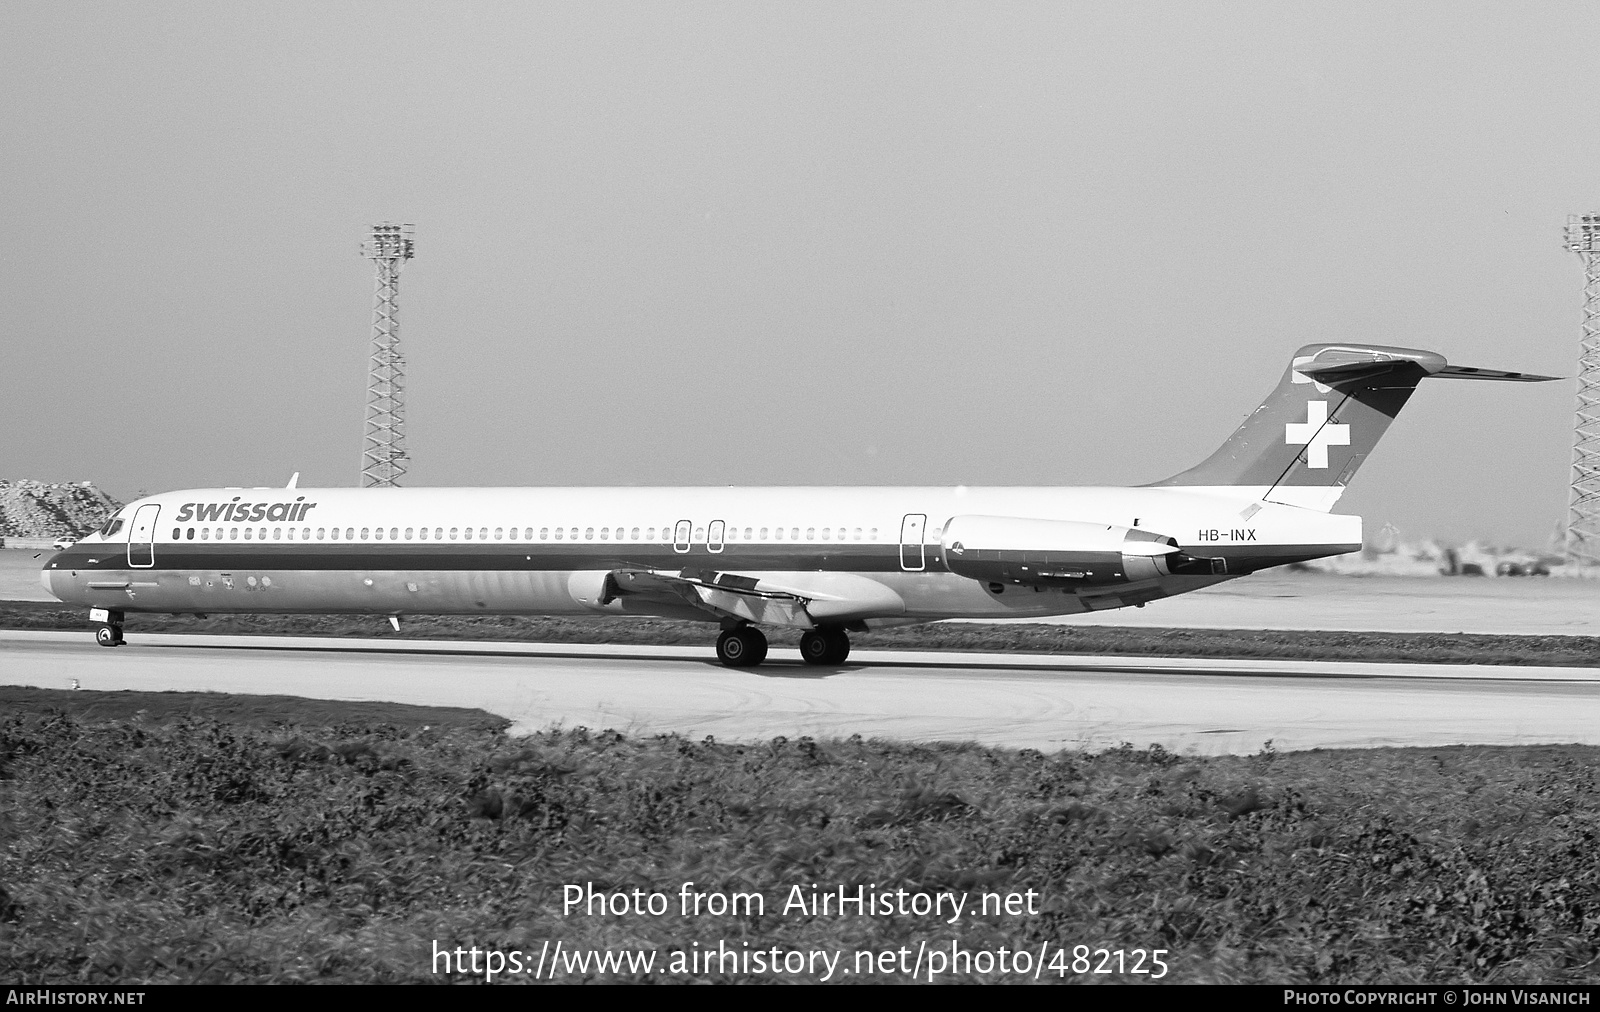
<box><xmin>100</xmin><ymin>517</ymin><xmax>124</xmax><ymax>537</ymax></box>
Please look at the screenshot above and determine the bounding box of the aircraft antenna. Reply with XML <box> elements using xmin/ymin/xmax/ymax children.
<box><xmin>360</xmin><ymin>222</ymin><xmax>415</xmax><ymax>487</ymax></box>
<box><xmin>1563</xmin><ymin>214</ymin><xmax>1600</xmax><ymax>568</ymax></box>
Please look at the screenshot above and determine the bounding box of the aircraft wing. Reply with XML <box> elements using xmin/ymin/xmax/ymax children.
<box><xmin>609</xmin><ymin>568</ymin><xmax>815</xmax><ymax>627</ymax></box>
<box><xmin>606</xmin><ymin>567</ymin><xmax>907</xmax><ymax>627</ymax></box>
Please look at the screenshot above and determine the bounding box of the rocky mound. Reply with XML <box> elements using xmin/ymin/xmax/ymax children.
<box><xmin>0</xmin><ymin>480</ymin><xmax>123</xmax><ymax>539</ymax></box>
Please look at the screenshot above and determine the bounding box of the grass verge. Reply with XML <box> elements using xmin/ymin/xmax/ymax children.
<box><xmin>3</xmin><ymin>690</ymin><xmax>1598</xmax><ymax>984</ymax></box>
<box><xmin>4</xmin><ymin>600</ymin><xmax>1600</xmax><ymax>667</ymax></box>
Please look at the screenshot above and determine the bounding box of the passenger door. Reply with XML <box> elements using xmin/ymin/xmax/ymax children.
<box><xmin>899</xmin><ymin>513</ymin><xmax>926</xmax><ymax>572</ymax></box>
<box><xmin>127</xmin><ymin>504</ymin><xmax>160</xmax><ymax>569</ymax></box>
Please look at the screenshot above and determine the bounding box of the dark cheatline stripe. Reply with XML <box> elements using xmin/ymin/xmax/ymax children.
<box><xmin>49</xmin><ymin>542</ymin><xmax>911</xmax><ymax>574</ymax></box>
<box><xmin>47</xmin><ymin>539</ymin><xmax>1352</xmax><ymax>577</ymax></box>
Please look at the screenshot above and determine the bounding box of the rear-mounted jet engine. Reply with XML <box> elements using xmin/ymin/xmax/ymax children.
<box><xmin>939</xmin><ymin>515</ymin><xmax>1225</xmax><ymax>588</ymax></box>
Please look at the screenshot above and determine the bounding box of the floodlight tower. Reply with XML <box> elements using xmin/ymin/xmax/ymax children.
<box><xmin>1563</xmin><ymin>214</ymin><xmax>1600</xmax><ymax>568</ymax></box>
<box><xmin>360</xmin><ymin>223</ymin><xmax>415</xmax><ymax>487</ymax></box>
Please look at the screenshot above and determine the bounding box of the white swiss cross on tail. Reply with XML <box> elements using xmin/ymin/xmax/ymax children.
<box><xmin>1285</xmin><ymin>400</ymin><xmax>1350</xmax><ymax>468</ymax></box>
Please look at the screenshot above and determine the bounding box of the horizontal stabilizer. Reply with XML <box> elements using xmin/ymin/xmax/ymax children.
<box><xmin>1151</xmin><ymin>342</ymin><xmax>1553</xmax><ymax>508</ymax></box>
<box><xmin>1434</xmin><ymin>365</ymin><xmax>1559</xmax><ymax>382</ymax></box>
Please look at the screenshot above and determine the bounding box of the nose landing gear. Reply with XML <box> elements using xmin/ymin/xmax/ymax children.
<box><xmin>92</xmin><ymin>609</ymin><xmax>125</xmax><ymax>647</ymax></box>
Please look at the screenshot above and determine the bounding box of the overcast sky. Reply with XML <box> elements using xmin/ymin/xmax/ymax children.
<box><xmin>3</xmin><ymin>3</ymin><xmax>1595</xmax><ymax>546</ymax></box>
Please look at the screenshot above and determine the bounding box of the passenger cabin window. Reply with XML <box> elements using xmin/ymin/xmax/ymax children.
<box><xmin>600</xmin><ymin>528</ymin><xmax>609</xmax><ymax>540</ymax></box>
<box><xmin>508</xmin><ymin>528</ymin><xmax>517</xmax><ymax>540</ymax></box>
<box><xmin>806</xmin><ymin>528</ymin><xmax>815</xmax><ymax>540</ymax></box>
<box><xmin>524</xmin><ymin>528</ymin><xmax>533</xmax><ymax>539</ymax></box>
<box><xmin>585</xmin><ymin>528</ymin><xmax>594</xmax><ymax>540</ymax></box>
<box><xmin>495</xmin><ymin>527</ymin><xmax>504</xmax><ymax>540</ymax></box>
<box><xmin>200</xmin><ymin>528</ymin><xmax>210</xmax><ymax>541</ymax></box>
<box><xmin>406</xmin><ymin>527</ymin><xmax>414</xmax><ymax>539</ymax></box>
<box><xmin>230</xmin><ymin>528</ymin><xmax>239</xmax><ymax>540</ymax></box>
<box><xmin>450</xmin><ymin>528</ymin><xmax>459</xmax><ymax>539</ymax></box>
<box><xmin>391</xmin><ymin>528</ymin><xmax>399</xmax><ymax>540</ymax></box>
<box><xmin>317</xmin><ymin>528</ymin><xmax>325</xmax><ymax>540</ymax></box>
<box><xmin>375</xmin><ymin>528</ymin><xmax>383</xmax><ymax>541</ymax></box>
<box><xmin>464</xmin><ymin>528</ymin><xmax>473</xmax><ymax>540</ymax></box>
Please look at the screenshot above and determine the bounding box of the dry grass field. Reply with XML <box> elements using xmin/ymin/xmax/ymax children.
<box><xmin>3</xmin><ymin>688</ymin><xmax>1598</xmax><ymax>984</ymax></box>
<box><xmin>10</xmin><ymin>552</ymin><xmax>1598</xmax><ymax>984</ymax></box>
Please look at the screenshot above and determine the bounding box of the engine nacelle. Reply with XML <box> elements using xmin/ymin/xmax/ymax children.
<box><xmin>939</xmin><ymin>515</ymin><xmax>1223</xmax><ymax>588</ymax></box>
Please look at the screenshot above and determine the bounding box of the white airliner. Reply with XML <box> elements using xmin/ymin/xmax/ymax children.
<box><xmin>43</xmin><ymin>343</ymin><xmax>1551</xmax><ymax>666</ymax></box>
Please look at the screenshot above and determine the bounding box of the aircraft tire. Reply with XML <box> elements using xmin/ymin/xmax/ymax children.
<box><xmin>717</xmin><ymin>627</ymin><xmax>766</xmax><ymax>668</ymax></box>
<box><xmin>799</xmin><ymin>630</ymin><xmax>830</xmax><ymax>665</ymax></box>
<box><xmin>94</xmin><ymin>624</ymin><xmax>122</xmax><ymax>648</ymax></box>
<box><xmin>826</xmin><ymin>630</ymin><xmax>851</xmax><ymax>665</ymax></box>
<box><xmin>800</xmin><ymin>628</ymin><xmax>850</xmax><ymax>666</ymax></box>
<box><xmin>745</xmin><ymin>629</ymin><xmax>768</xmax><ymax>666</ymax></box>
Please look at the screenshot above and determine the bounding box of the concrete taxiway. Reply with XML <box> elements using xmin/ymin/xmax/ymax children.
<box><xmin>5</xmin><ymin>630</ymin><xmax>1599</xmax><ymax>755</ymax></box>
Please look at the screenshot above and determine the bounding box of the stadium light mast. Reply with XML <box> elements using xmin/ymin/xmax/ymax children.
<box><xmin>360</xmin><ymin>222</ymin><xmax>415</xmax><ymax>488</ymax></box>
<box><xmin>1563</xmin><ymin>214</ymin><xmax>1600</xmax><ymax>568</ymax></box>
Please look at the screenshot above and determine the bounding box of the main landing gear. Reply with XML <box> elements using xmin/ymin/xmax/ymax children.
<box><xmin>712</xmin><ymin>625</ymin><xmax>852</xmax><ymax>668</ymax></box>
<box><xmin>93</xmin><ymin>609</ymin><xmax>125</xmax><ymax>647</ymax></box>
<box><xmin>800</xmin><ymin>627</ymin><xmax>851</xmax><ymax>666</ymax></box>
<box><xmin>716</xmin><ymin>625</ymin><xmax>769</xmax><ymax>668</ymax></box>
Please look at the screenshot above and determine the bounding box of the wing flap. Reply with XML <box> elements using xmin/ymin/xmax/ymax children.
<box><xmin>607</xmin><ymin>568</ymin><xmax>908</xmax><ymax>628</ymax></box>
<box><xmin>611</xmin><ymin>568</ymin><xmax>816</xmax><ymax>628</ymax></box>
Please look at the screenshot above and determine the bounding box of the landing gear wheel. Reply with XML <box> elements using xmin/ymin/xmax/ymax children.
<box><xmin>799</xmin><ymin>628</ymin><xmax>850</xmax><ymax>666</ymax></box>
<box><xmin>716</xmin><ymin>626</ymin><xmax>768</xmax><ymax>668</ymax></box>
<box><xmin>94</xmin><ymin>624</ymin><xmax>123</xmax><ymax>647</ymax></box>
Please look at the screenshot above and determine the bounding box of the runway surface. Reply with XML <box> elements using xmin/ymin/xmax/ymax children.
<box><xmin>1036</xmin><ymin>571</ymin><xmax>1600</xmax><ymax>636</ymax></box>
<box><xmin>6</xmin><ymin>630</ymin><xmax>1599</xmax><ymax>754</ymax></box>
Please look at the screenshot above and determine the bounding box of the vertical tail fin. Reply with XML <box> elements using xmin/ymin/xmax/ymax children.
<box><xmin>1149</xmin><ymin>343</ymin><xmax>1554</xmax><ymax>511</ymax></box>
